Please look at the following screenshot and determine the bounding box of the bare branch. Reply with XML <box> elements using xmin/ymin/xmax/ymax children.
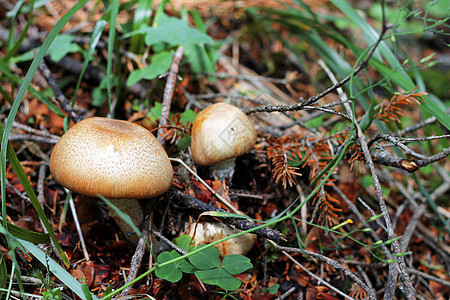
<box><xmin>157</xmin><ymin>46</ymin><xmax>184</xmax><ymax>145</ymax></box>
<box><xmin>243</xmin><ymin>23</ymin><xmax>393</xmax><ymax>115</ymax></box>
<box><xmin>38</xmin><ymin>60</ymin><xmax>83</xmax><ymax>124</ymax></box>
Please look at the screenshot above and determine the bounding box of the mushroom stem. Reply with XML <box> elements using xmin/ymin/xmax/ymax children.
<box><xmin>210</xmin><ymin>158</ymin><xmax>236</xmax><ymax>180</ymax></box>
<box><xmin>107</xmin><ymin>198</ymin><xmax>143</xmax><ymax>243</ymax></box>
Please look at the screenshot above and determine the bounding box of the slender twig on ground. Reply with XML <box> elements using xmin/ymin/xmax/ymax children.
<box><xmin>68</xmin><ymin>192</ymin><xmax>89</xmax><ymax>261</ymax></box>
<box><xmin>273</xmin><ymin>244</ymin><xmax>357</xmax><ymax>300</ymax></box>
<box><xmin>8</xmin><ymin>134</ymin><xmax>60</xmax><ymax>144</ymax></box>
<box><xmin>37</xmin><ymin>163</ymin><xmax>46</xmax><ymax>206</ymax></box>
<box><xmin>408</xmin><ymin>268</ymin><xmax>450</xmax><ymax>288</ymax></box>
<box><xmin>369</xmin><ymin>133</ymin><xmax>450</xmax><ymax>146</ymax></box>
<box><xmin>157</xmin><ymin>46</ymin><xmax>184</xmax><ymax>145</ymax></box>
<box><xmin>273</xmin><ymin>243</ymin><xmax>376</xmax><ymax>300</ymax></box>
<box><xmin>168</xmin><ymin>189</ymin><xmax>282</xmax><ymax>242</ymax></box>
<box><xmin>170</xmin><ymin>158</ymin><xmax>241</xmax><ymax>215</ymax></box>
<box><xmin>184</xmin><ymin>70</ymin><xmax>289</xmax><ymax>84</ymax></box>
<box><xmin>370</xmin><ymin>146</ymin><xmax>450</xmax><ymax>173</ymax></box>
<box><xmin>121</xmin><ymin>47</ymin><xmax>185</xmax><ymax>297</ymax></box>
<box><xmin>119</xmin><ymin>220</ymin><xmax>150</xmax><ymax>297</ymax></box>
<box><xmin>151</xmin><ymin>229</ymin><xmax>187</xmax><ymax>255</ymax></box>
<box><xmin>393</xmin><ymin>108</ymin><xmax>450</xmax><ymax>136</ymax></box>
<box><xmin>242</xmin><ymin>24</ymin><xmax>392</xmax><ymax>115</ymax></box>
<box><xmin>318</xmin><ymin>59</ymin><xmax>416</xmax><ymax>299</ymax></box>
<box><xmin>38</xmin><ymin>60</ymin><xmax>83</xmax><ymax>124</ymax></box>
<box><xmin>276</xmin><ymin>286</ymin><xmax>297</xmax><ymax>300</ymax></box>
<box><xmin>11</xmin><ymin>120</ymin><xmax>60</xmax><ymax>139</ymax></box>
<box><xmin>399</xmin><ymin>204</ymin><xmax>426</xmax><ymax>252</ymax></box>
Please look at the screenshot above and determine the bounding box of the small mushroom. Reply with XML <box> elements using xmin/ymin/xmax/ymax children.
<box><xmin>191</xmin><ymin>103</ymin><xmax>257</xmax><ymax>180</ymax></box>
<box><xmin>186</xmin><ymin>221</ymin><xmax>255</xmax><ymax>257</ymax></box>
<box><xmin>50</xmin><ymin>117</ymin><xmax>173</xmax><ymax>241</ymax></box>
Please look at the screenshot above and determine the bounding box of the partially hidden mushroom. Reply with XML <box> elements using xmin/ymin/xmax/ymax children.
<box><xmin>50</xmin><ymin>117</ymin><xmax>173</xmax><ymax>242</ymax></box>
<box><xmin>191</xmin><ymin>103</ymin><xmax>257</xmax><ymax>180</ymax></box>
<box><xmin>186</xmin><ymin>221</ymin><xmax>255</xmax><ymax>257</ymax></box>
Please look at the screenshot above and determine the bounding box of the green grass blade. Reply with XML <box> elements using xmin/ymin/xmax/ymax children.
<box><xmin>130</xmin><ymin>0</ymin><xmax>153</xmax><ymax>53</ymax></box>
<box><xmin>0</xmin><ymin>218</ymin><xmax>50</xmax><ymax>244</ymax></box>
<box><xmin>98</xmin><ymin>195</ymin><xmax>143</xmax><ymax>239</ymax></box>
<box><xmin>0</xmin><ymin>124</ymin><xmax>69</xmax><ymax>267</ymax></box>
<box><xmin>330</xmin><ymin>0</ymin><xmax>450</xmax><ymax>130</ymax></box>
<box><xmin>71</xmin><ymin>19</ymin><xmax>108</xmax><ymax>105</ymax></box>
<box><xmin>1</xmin><ymin>0</ymin><xmax>89</xmax><ymax>269</ymax></box>
<box><xmin>3</xmin><ymin>0</ymin><xmax>34</xmax><ymax>62</ymax></box>
<box><xmin>19</xmin><ymin>239</ymin><xmax>98</xmax><ymax>300</ymax></box>
<box><xmin>106</xmin><ymin>0</ymin><xmax>119</xmax><ymax>117</ymax></box>
<box><xmin>0</xmin><ymin>253</ymin><xmax>6</xmax><ymax>299</ymax></box>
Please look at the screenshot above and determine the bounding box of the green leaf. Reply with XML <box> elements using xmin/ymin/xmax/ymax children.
<box><xmin>144</xmin><ymin>15</ymin><xmax>213</xmax><ymax>46</ymax></box>
<box><xmin>126</xmin><ymin>50</ymin><xmax>173</xmax><ymax>86</ymax></box>
<box><xmin>221</xmin><ymin>255</ymin><xmax>253</xmax><ymax>275</ymax></box>
<box><xmin>179</xmin><ymin>109</ymin><xmax>197</xmax><ymax>124</ymax></box>
<box><xmin>173</xmin><ymin>234</ymin><xmax>196</xmax><ymax>252</ymax></box>
<box><xmin>184</xmin><ymin>43</ymin><xmax>216</xmax><ymax>73</ymax></box>
<box><xmin>18</xmin><ymin>239</ymin><xmax>97</xmax><ymax>300</ymax></box>
<box><xmin>155</xmin><ymin>251</ymin><xmax>183</xmax><ymax>282</ymax></box>
<box><xmin>47</xmin><ymin>34</ymin><xmax>81</xmax><ymax>61</ymax></box>
<box><xmin>178</xmin><ymin>258</ymin><xmax>197</xmax><ymax>274</ymax></box>
<box><xmin>13</xmin><ymin>34</ymin><xmax>82</xmax><ymax>63</ymax></box>
<box><xmin>189</xmin><ymin>245</ymin><xmax>220</xmax><ymax>270</ymax></box>
<box><xmin>195</xmin><ymin>268</ymin><xmax>242</xmax><ymax>291</ymax></box>
<box><xmin>264</xmin><ymin>283</ymin><xmax>280</xmax><ymax>294</ymax></box>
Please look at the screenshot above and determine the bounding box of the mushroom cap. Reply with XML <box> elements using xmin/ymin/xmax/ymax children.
<box><xmin>50</xmin><ymin>117</ymin><xmax>173</xmax><ymax>199</ymax></box>
<box><xmin>186</xmin><ymin>221</ymin><xmax>256</xmax><ymax>257</ymax></box>
<box><xmin>191</xmin><ymin>103</ymin><xmax>257</xmax><ymax>166</ymax></box>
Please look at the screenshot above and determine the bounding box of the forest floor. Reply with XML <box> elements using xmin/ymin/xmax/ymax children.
<box><xmin>0</xmin><ymin>0</ymin><xmax>449</xmax><ymax>299</ymax></box>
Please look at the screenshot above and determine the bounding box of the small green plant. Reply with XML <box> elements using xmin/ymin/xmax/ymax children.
<box><xmin>155</xmin><ymin>235</ymin><xmax>253</xmax><ymax>291</ymax></box>
<box><xmin>262</xmin><ymin>283</ymin><xmax>280</xmax><ymax>295</ymax></box>
<box><xmin>125</xmin><ymin>11</ymin><xmax>218</xmax><ymax>87</ymax></box>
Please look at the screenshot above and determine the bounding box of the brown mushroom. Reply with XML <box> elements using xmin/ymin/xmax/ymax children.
<box><xmin>191</xmin><ymin>103</ymin><xmax>257</xmax><ymax>179</ymax></box>
<box><xmin>186</xmin><ymin>221</ymin><xmax>255</xmax><ymax>257</ymax></box>
<box><xmin>50</xmin><ymin>117</ymin><xmax>173</xmax><ymax>241</ymax></box>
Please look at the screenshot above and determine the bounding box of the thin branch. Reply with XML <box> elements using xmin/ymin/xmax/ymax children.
<box><xmin>408</xmin><ymin>268</ymin><xmax>450</xmax><ymax>288</ymax></box>
<box><xmin>168</xmin><ymin>189</ymin><xmax>282</xmax><ymax>242</ymax></box>
<box><xmin>8</xmin><ymin>134</ymin><xmax>59</xmax><ymax>144</ymax></box>
<box><xmin>151</xmin><ymin>229</ymin><xmax>187</xmax><ymax>255</ymax></box>
<box><xmin>274</xmin><ymin>243</ymin><xmax>376</xmax><ymax>300</ymax></box>
<box><xmin>68</xmin><ymin>191</ymin><xmax>89</xmax><ymax>261</ymax></box>
<box><xmin>11</xmin><ymin>120</ymin><xmax>59</xmax><ymax>139</ymax></box>
<box><xmin>170</xmin><ymin>158</ymin><xmax>241</xmax><ymax>215</ymax></box>
<box><xmin>243</xmin><ymin>23</ymin><xmax>393</xmax><ymax>115</ymax></box>
<box><xmin>119</xmin><ymin>220</ymin><xmax>150</xmax><ymax>297</ymax></box>
<box><xmin>399</xmin><ymin>204</ymin><xmax>426</xmax><ymax>252</ymax></box>
<box><xmin>393</xmin><ymin>108</ymin><xmax>450</xmax><ymax>136</ymax></box>
<box><xmin>38</xmin><ymin>60</ymin><xmax>83</xmax><ymax>124</ymax></box>
<box><xmin>184</xmin><ymin>70</ymin><xmax>289</xmax><ymax>84</ymax></box>
<box><xmin>318</xmin><ymin>59</ymin><xmax>416</xmax><ymax>299</ymax></box>
<box><xmin>302</xmin><ymin>105</ymin><xmax>351</xmax><ymax>120</ymax></box>
<box><xmin>273</xmin><ymin>244</ymin><xmax>356</xmax><ymax>300</ymax></box>
<box><xmin>370</xmin><ymin>147</ymin><xmax>450</xmax><ymax>173</ymax></box>
<box><xmin>37</xmin><ymin>163</ymin><xmax>46</xmax><ymax>206</ymax></box>
<box><xmin>157</xmin><ymin>46</ymin><xmax>184</xmax><ymax>145</ymax></box>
